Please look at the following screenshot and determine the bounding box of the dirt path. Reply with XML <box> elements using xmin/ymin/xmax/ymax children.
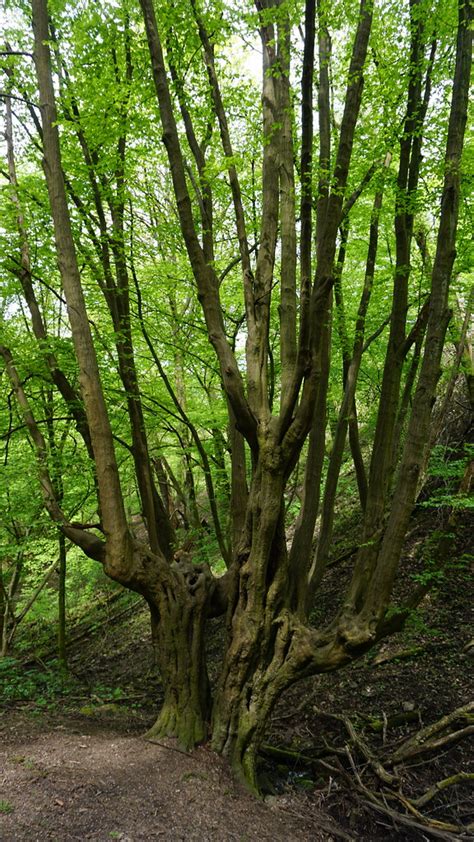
<box><xmin>0</xmin><ymin>715</ymin><xmax>346</xmax><ymax>841</ymax></box>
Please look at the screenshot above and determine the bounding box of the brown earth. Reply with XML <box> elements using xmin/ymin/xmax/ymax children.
<box><xmin>0</xmin><ymin>711</ymin><xmax>350</xmax><ymax>841</ymax></box>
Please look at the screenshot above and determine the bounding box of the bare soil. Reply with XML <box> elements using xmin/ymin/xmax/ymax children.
<box><xmin>0</xmin><ymin>711</ymin><xmax>347</xmax><ymax>841</ymax></box>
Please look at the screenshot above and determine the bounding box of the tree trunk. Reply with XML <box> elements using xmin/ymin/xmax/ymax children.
<box><xmin>57</xmin><ymin>530</ymin><xmax>67</xmax><ymax>672</ymax></box>
<box><xmin>212</xmin><ymin>457</ymin><xmax>292</xmax><ymax>788</ymax></box>
<box><xmin>0</xmin><ymin>554</ymin><xmax>22</xmax><ymax>658</ymax></box>
<box><xmin>145</xmin><ymin>558</ymin><xmax>214</xmax><ymax>749</ymax></box>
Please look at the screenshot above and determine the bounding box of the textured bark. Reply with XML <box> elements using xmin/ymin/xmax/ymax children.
<box><xmin>211</xmin><ymin>456</ymin><xmax>288</xmax><ymax>788</ymax></box>
<box><xmin>146</xmin><ymin>559</ymin><xmax>213</xmax><ymax>749</ymax></box>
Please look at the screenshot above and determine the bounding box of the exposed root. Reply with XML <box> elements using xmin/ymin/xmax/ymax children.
<box><xmin>343</xmin><ymin>744</ymin><xmax>466</xmax><ymax>837</ymax></box>
<box><xmin>360</xmin><ymin>798</ymin><xmax>465</xmax><ymax>840</ymax></box>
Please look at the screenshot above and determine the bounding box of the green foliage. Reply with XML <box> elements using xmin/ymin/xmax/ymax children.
<box><xmin>423</xmin><ymin>445</ymin><xmax>474</xmax><ymax>509</ymax></box>
<box><xmin>412</xmin><ymin>546</ymin><xmax>471</xmax><ymax>588</ymax></box>
<box><xmin>0</xmin><ymin>658</ymin><xmax>76</xmax><ymax>707</ymax></box>
<box><xmin>90</xmin><ymin>684</ymin><xmax>125</xmax><ymax>702</ymax></box>
<box><xmin>404</xmin><ymin>610</ymin><xmax>444</xmax><ymax>639</ymax></box>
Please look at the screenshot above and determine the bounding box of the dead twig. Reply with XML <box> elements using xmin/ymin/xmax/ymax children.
<box><xmin>314</xmin><ymin>708</ymin><xmax>398</xmax><ymax>785</ymax></box>
<box><xmin>341</xmin><ymin>746</ymin><xmax>465</xmax><ymax>839</ymax></box>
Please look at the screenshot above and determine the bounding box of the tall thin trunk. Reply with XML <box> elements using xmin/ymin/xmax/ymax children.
<box><xmin>3</xmin><ymin>84</ymin><xmax>95</xmax><ymax>464</ymax></box>
<box><xmin>32</xmin><ymin>0</ymin><xmax>131</xmax><ymax>571</ymax></box>
<box><xmin>278</xmin><ymin>17</ymin><xmax>297</xmax><ymax>399</ymax></box>
<box><xmin>287</xmin><ymin>309</ymin><xmax>331</xmax><ymax>613</ymax></box>
<box><xmin>280</xmin><ymin>0</ymin><xmax>373</xmax><ymax>446</ymax></box>
<box><xmin>57</xmin><ymin>530</ymin><xmax>67</xmax><ymax>671</ymax></box>
<box><xmin>350</xmin><ymin>0</ymin><xmax>471</xmax><ymax>627</ymax></box>
<box><xmin>0</xmin><ymin>554</ymin><xmax>22</xmax><ymax>658</ymax></box>
<box><xmin>347</xmin><ymin>2</ymin><xmax>430</xmax><ymax>607</ymax></box>
<box><xmin>139</xmin><ymin>0</ymin><xmax>257</xmax><ymax>450</ymax></box>
<box><xmin>313</xmin><ymin>160</ymin><xmax>390</xmax><ymax>587</ymax></box>
<box><xmin>228</xmin><ymin>401</ymin><xmax>249</xmax><ymax>556</ymax></box>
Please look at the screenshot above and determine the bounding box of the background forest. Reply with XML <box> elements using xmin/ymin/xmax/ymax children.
<box><xmin>0</xmin><ymin>0</ymin><xmax>472</xmax><ymax>835</ymax></box>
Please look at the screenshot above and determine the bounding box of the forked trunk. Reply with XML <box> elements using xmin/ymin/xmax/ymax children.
<box><xmin>211</xmin><ymin>611</ymin><xmax>300</xmax><ymax>791</ymax></box>
<box><xmin>211</xmin><ymin>467</ymin><xmax>296</xmax><ymax>789</ymax></box>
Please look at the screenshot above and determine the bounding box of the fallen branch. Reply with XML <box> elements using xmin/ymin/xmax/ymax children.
<box><xmin>391</xmin><ymin>703</ymin><xmax>474</xmax><ymax>764</ymax></box>
<box><xmin>361</xmin><ymin>799</ymin><xmax>465</xmax><ymax>841</ymax></box>
<box><xmin>314</xmin><ymin>708</ymin><xmax>398</xmax><ymax>785</ymax></box>
<box><xmin>385</xmin><ymin>789</ymin><xmax>464</xmax><ymax>834</ymax></box>
<box><xmin>260</xmin><ymin>742</ymin><xmax>335</xmax><ymax>766</ymax></box>
<box><xmin>365</xmin><ymin>710</ymin><xmax>420</xmax><ymax>732</ymax></box>
<box><xmin>412</xmin><ymin>772</ymin><xmax>474</xmax><ymax>809</ymax></box>
<box><xmin>268</xmin><ymin>703</ymin><xmax>473</xmax><ymax>837</ymax></box>
<box><xmin>343</xmin><ymin>746</ymin><xmax>464</xmax><ymax>839</ymax></box>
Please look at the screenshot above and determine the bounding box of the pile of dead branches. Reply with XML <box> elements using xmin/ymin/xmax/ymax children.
<box><xmin>264</xmin><ymin>702</ymin><xmax>474</xmax><ymax>839</ymax></box>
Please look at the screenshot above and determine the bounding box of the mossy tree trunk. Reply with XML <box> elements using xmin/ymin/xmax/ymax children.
<box><xmin>144</xmin><ymin>560</ymin><xmax>213</xmax><ymax>749</ymax></box>
<box><xmin>211</xmin><ymin>461</ymin><xmax>289</xmax><ymax>789</ymax></box>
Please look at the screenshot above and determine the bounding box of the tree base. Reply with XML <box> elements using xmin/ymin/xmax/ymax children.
<box><xmin>145</xmin><ymin>700</ymin><xmax>207</xmax><ymax>751</ymax></box>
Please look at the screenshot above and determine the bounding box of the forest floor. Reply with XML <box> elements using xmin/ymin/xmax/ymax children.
<box><xmin>1</xmin><ymin>510</ymin><xmax>473</xmax><ymax>841</ymax></box>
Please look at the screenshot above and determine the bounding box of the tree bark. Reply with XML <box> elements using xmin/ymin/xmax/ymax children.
<box><xmin>145</xmin><ymin>558</ymin><xmax>214</xmax><ymax>748</ymax></box>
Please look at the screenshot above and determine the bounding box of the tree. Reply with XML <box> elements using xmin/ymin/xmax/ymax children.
<box><xmin>1</xmin><ymin>0</ymin><xmax>471</xmax><ymax>790</ymax></box>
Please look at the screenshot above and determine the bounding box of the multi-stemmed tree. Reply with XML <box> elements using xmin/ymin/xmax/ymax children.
<box><xmin>1</xmin><ymin>0</ymin><xmax>471</xmax><ymax>788</ymax></box>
